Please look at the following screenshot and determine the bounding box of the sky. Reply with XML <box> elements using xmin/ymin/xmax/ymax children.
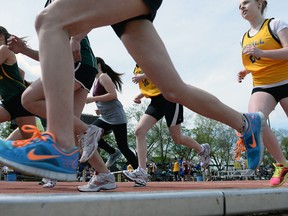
<box><xmin>1</xmin><ymin>1</ymin><xmax>288</xmax><ymax>129</ymax></box>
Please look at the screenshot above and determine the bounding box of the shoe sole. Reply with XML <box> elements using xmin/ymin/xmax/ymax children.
<box><xmin>0</xmin><ymin>157</ymin><xmax>77</xmax><ymax>181</ymax></box>
<box><xmin>134</xmin><ymin>183</ymin><xmax>146</xmax><ymax>187</ymax></box>
<box><xmin>250</xmin><ymin>112</ymin><xmax>265</xmax><ymax>170</ymax></box>
<box><xmin>77</xmin><ymin>183</ymin><xmax>117</xmax><ymax>192</ymax></box>
<box><xmin>270</xmin><ymin>174</ymin><xmax>288</xmax><ymax>187</ymax></box>
<box><xmin>122</xmin><ymin>171</ymin><xmax>147</xmax><ymax>186</ymax></box>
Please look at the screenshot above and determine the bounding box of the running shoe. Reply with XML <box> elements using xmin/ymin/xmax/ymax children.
<box><xmin>43</xmin><ymin>179</ymin><xmax>57</xmax><ymax>188</ymax></box>
<box><xmin>0</xmin><ymin>125</ymin><xmax>79</xmax><ymax>181</ymax></box>
<box><xmin>123</xmin><ymin>167</ymin><xmax>148</xmax><ymax>186</ymax></box>
<box><xmin>106</xmin><ymin>148</ymin><xmax>121</xmax><ymax>169</ymax></box>
<box><xmin>39</xmin><ymin>177</ymin><xmax>49</xmax><ymax>185</ymax></box>
<box><xmin>199</xmin><ymin>143</ymin><xmax>211</xmax><ymax>168</ymax></box>
<box><xmin>269</xmin><ymin>163</ymin><xmax>288</xmax><ymax>187</ymax></box>
<box><xmin>77</xmin><ymin>172</ymin><xmax>116</xmax><ymax>192</ymax></box>
<box><xmin>235</xmin><ymin>112</ymin><xmax>265</xmax><ymax>171</ymax></box>
<box><xmin>78</xmin><ymin>125</ymin><xmax>103</xmax><ymax>163</ymax></box>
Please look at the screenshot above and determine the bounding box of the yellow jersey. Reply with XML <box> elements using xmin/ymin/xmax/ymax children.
<box><xmin>242</xmin><ymin>18</ymin><xmax>288</xmax><ymax>87</ymax></box>
<box><xmin>133</xmin><ymin>65</ymin><xmax>161</xmax><ymax>98</ymax></box>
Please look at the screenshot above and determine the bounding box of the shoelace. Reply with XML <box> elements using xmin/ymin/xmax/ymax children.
<box><xmin>234</xmin><ymin>132</ymin><xmax>246</xmax><ymax>160</ymax></box>
<box><xmin>12</xmin><ymin>125</ymin><xmax>55</xmax><ymax>147</ymax></box>
<box><xmin>88</xmin><ymin>173</ymin><xmax>97</xmax><ymax>184</ymax></box>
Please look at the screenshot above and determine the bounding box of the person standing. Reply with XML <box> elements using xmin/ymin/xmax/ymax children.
<box><xmin>173</xmin><ymin>158</ymin><xmax>181</xmax><ymax>181</ymax></box>
<box><xmin>237</xmin><ymin>0</ymin><xmax>288</xmax><ymax>187</ymax></box>
<box><xmin>0</xmin><ymin>0</ymin><xmax>265</xmax><ymax>182</ymax></box>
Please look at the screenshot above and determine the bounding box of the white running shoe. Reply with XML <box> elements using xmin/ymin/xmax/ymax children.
<box><xmin>43</xmin><ymin>179</ymin><xmax>57</xmax><ymax>188</ymax></box>
<box><xmin>39</xmin><ymin>177</ymin><xmax>49</xmax><ymax>185</ymax></box>
<box><xmin>123</xmin><ymin>167</ymin><xmax>148</xmax><ymax>186</ymax></box>
<box><xmin>77</xmin><ymin>172</ymin><xmax>116</xmax><ymax>192</ymax></box>
<box><xmin>78</xmin><ymin>125</ymin><xmax>103</xmax><ymax>163</ymax></box>
<box><xmin>106</xmin><ymin>148</ymin><xmax>122</xmax><ymax>168</ymax></box>
<box><xmin>199</xmin><ymin>143</ymin><xmax>211</xmax><ymax>168</ymax></box>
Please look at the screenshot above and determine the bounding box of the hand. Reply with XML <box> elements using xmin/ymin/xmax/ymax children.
<box><xmin>237</xmin><ymin>70</ymin><xmax>247</xmax><ymax>83</ymax></box>
<box><xmin>242</xmin><ymin>45</ymin><xmax>263</xmax><ymax>58</ymax></box>
<box><xmin>133</xmin><ymin>97</ymin><xmax>141</xmax><ymax>104</ymax></box>
<box><xmin>132</xmin><ymin>74</ymin><xmax>144</xmax><ymax>84</ymax></box>
<box><xmin>7</xmin><ymin>35</ymin><xmax>26</xmax><ymax>54</ymax></box>
<box><xmin>86</xmin><ymin>97</ymin><xmax>95</xmax><ymax>104</ymax></box>
<box><xmin>70</xmin><ymin>38</ymin><xmax>82</xmax><ymax>62</ymax></box>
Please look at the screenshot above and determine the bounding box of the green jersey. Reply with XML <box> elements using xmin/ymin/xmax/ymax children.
<box><xmin>0</xmin><ymin>63</ymin><xmax>26</xmax><ymax>101</ymax></box>
<box><xmin>80</xmin><ymin>36</ymin><xmax>97</xmax><ymax>68</ymax></box>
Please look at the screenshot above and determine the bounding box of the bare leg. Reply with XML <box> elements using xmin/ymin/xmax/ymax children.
<box><xmin>15</xmin><ymin>117</ymin><xmax>37</xmax><ymax>139</ymax></box>
<box><xmin>249</xmin><ymin>92</ymin><xmax>287</xmax><ymax>164</ymax></box>
<box><xmin>121</xmin><ymin>20</ymin><xmax>244</xmax><ymax>131</ymax></box>
<box><xmin>169</xmin><ymin>124</ymin><xmax>202</xmax><ymax>153</ymax></box>
<box><xmin>34</xmin><ymin>0</ymin><xmax>247</xmax><ymax>150</ymax></box>
<box><xmin>135</xmin><ymin>114</ymin><xmax>158</xmax><ymax>169</ymax></box>
<box><xmin>22</xmin><ymin>78</ymin><xmax>89</xmax><ymax>148</ymax></box>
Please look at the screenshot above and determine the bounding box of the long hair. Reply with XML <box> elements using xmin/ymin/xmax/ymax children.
<box><xmin>96</xmin><ymin>57</ymin><xmax>124</xmax><ymax>92</ymax></box>
<box><xmin>0</xmin><ymin>26</ymin><xmax>11</xmax><ymax>44</ymax></box>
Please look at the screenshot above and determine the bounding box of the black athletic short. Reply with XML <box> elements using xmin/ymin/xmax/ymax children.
<box><xmin>111</xmin><ymin>0</ymin><xmax>163</xmax><ymax>37</ymax></box>
<box><xmin>74</xmin><ymin>62</ymin><xmax>98</xmax><ymax>92</ymax></box>
<box><xmin>252</xmin><ymin>83</ymin><xmax>288</xmax><ymax>103</ymax></box>
<box><xmin>146</xmin><ymin>94</ymin><xmax>183</xmax><ymax>127</ymax></box>
<box><xmin>1</xmin><ymin>93</ymin><xmax>34</xmax><ymax>119</ymax></box>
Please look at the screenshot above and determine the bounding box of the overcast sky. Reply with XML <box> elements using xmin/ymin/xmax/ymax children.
<box><xmin>1</xmin><ymin>1</ymin><xmax>288</xmax><ymax>129</ymax></box>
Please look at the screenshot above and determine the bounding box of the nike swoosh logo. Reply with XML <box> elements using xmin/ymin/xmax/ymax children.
<box><xmin>27</xmin><ymin>149</ymin><xmax>61</xmax><ymax>160</ymax></box>
<box><xmin>249</xmin><ymin>133</ymin><xmax>257</xmax><ymax>148</ymax></box>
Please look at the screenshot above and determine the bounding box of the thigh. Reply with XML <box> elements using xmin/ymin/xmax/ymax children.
<box><xmin>0</xmin><ymin>105</ymin><xmax>11</xmax><ymax>122</ymax></box>
<box><xmin>279</xmin><ymin>98</ymin><xmax>288</xmax><ymax>117</ymax></box>
<box><xmin>248</xmin><ymin>92</ymin><xmax>277</xmax><ymax>118</ymax></box>
<box><xmin>121</xmin><ymin>20</ymin><xmax>186</xmax><ymax>97</ymax></box>
<box><xmin>111</xmin><ymin>123</ymin><xmax>128</xmax><ymax>144</ymax></box>
<box><xmin>92</xmin><ymin>118</ymin><xmax>112</xmax><ymax>132</ymax></box>
<box><xmin>73</xmin><ymin>88</ymin><xmax>87</xmax><ymax>118</ymax></box>
<box><xmin>136</xmin><ymin>113</ymin><xmax>158</xmax><ymax>134</ymax></box>
<box><xmin>40</xmin><ymin>0</ymin><xmax>150</xmax><ymax>36</ymax></box>
<box><xmin>22</xmin><ymin>78</ymin><xmax>45</xmax><ymax>104</ymax></box>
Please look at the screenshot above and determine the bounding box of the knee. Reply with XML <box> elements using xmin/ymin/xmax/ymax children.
<box><xmin>35</xmin><ymin>11</ymin><xmax>46</xmax><ymax>33</ymax></box>
<box><xmin>21</xmin><ymin>90</ymin><xmax>33</xmax><ymax>112</ymax></box>
<box><xmin>161</xmin><ymin>91</ymin><xmax>179</xmax><ymax>103</ymax></box>
<box><xmin>35</xmin><ymin>9</ymin><xmax>54</xmax><ymax>34</ymax></box>
<box><xmin>171</xmin><ymin>135</ymin><xmax>182</xmax><ymax>144</ymax></box>
<box><xmin>135</xmin><ymin>126</ymin><xmax>147</xmax><ymax>138</ymax></box>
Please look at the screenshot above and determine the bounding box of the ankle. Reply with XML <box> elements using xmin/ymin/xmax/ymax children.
<box><xmin>239</xmin><ymin>114</ymin><xmax>247</xmax><ymax>134</ymax></box>
<box><xmin>138</xmin><ymin>167</ymin><xmax>146</xmax><ymax>173</ymax></box>
<box><xmin>282</xmin><ymin>161</ymin><xmax>288</xmax><ymax>167</ymax></box>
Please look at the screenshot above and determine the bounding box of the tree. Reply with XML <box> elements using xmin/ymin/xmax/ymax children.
<box><xmin>0</xmin><ymin>122</ymin><xmax>13</xmax><ymax>139</ymax></box>
<box><xmin>191</xmin><ymin>115</ymin><xmax>237</xmax><ymax>171</ymax></box>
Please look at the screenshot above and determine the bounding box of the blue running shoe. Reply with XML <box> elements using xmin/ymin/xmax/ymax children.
<box><xmin>236</xmin><ymin>112</ymin><xmax>265</xmax><ymax>171</ymax></box>
<box><xmin>0</xmin><ymin>126</ymin><xmax>79</xmax><ymax>181</ymax></box>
